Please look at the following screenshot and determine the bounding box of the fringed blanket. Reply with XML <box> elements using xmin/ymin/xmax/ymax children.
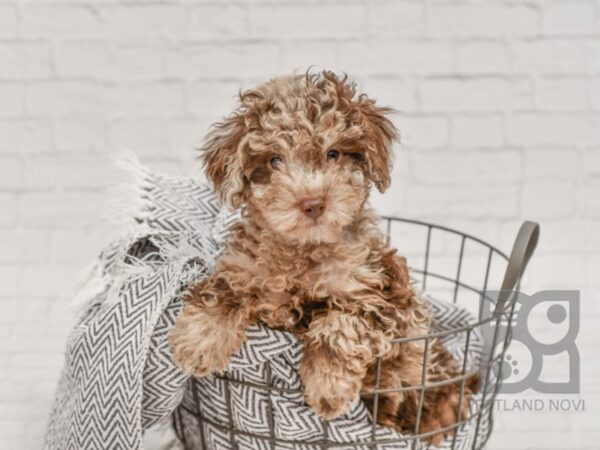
<box><xmin>44</xmin><ymin>156</ymin><xmax>490</xmax><ymax>450</ymax></box>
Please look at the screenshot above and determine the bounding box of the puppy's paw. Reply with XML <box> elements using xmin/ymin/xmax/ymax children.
<box><xmin>300</xmin><ymin>356</ymin><xmax>361</xmax><ymax>420</ymax></box>
<box><xmin>305</xmin><ymin>387</ymin><xmax>357</xmax><ymax>420</ymax></box>
<box><xmin>168</xmin><ymin>303</ymin><xmax>245</xmax><ymax>377</ymax></box>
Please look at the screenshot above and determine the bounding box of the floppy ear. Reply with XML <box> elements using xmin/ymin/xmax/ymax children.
<box><xmin>353</xmin><ymin>96</ymin><xmax>398</xmax><ymax>192</ymax></box>
<box><xmin>202</xmin><ymin>113</ymin><xmax>247</xmax><ymax>209</ymax></box>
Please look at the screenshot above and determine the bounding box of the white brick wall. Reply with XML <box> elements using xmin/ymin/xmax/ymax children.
<box><xmin>0</xmin><ymin>1</ymin><xmax>599</xmax><ymax>449</ymax></box>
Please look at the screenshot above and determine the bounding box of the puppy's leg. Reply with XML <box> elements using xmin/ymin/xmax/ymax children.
<box><xmin>370</xmin><ymin>250</ymin><xmax>480</xmax><ymax>443</ymax></box>
<box><xmin>370</xmin><ymin>340</ymin><xmax>479</xmax><ymax>446</ymax></box>
<box><xmin>362</xmin><ymin>342</ymin><xmax>425</xmax><ymax>430</ymax></box>
<box><xmin>408</xmin><ymin>340</ymin><xmax>480</xmax><ymax>445</ymax></box>
<box><xmin>169</xmin><ymin>275</ymin><xmax>250</xmax><ymax>377</ymax></box>
<box><xmin>300</xmin><ymin>311</ymin><xmax>389</xmax><ymax>420</ymax></box>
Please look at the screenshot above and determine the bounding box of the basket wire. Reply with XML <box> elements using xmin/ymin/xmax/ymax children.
<box><xmin>172</xmin><ymin>217</ymin><xmax>538</xmax><ymax>450</ymax></box>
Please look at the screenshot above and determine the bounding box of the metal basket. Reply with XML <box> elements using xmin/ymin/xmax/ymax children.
<box><xmin>172</xmin><ymin>217</ymin><xmax>540</xmax><ymax>450</ymax></box>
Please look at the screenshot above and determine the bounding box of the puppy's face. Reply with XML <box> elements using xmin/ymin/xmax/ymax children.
<box><xmin>203</xmin><ymin>72</ymin><xmax>398</xmax><ymax>245</ymax></box>
<box><xmin>245</xmin><ymin>132</ymin><xmax>370</xmax><ymax>244</ymax></box>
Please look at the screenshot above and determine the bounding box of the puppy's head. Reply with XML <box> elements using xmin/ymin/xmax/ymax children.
<box><xmin>202</xmin><ymin>71</ymin><xmax>398</xmax><ymax>245</ymax></box>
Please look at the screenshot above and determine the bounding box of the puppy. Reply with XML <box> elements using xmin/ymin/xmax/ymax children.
<box><xmin>169</xmin><ymin>71</ymin><xmax>478</xmax><ymax>445</ymax></box>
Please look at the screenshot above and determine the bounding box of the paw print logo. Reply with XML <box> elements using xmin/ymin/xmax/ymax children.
<box><xmin>482</xmin><ymin>290</ymin><xmax>580</xmax><ymax>394</ymax></box>
<box><xmin>496</xmin><ymin>354</ymin><xmax>519</xmax><ymax>380</ymax></box>
<box><xmin>492</xmin><ymin>340</ymin><xmax>533</xmax><ymax>386</ymax></box>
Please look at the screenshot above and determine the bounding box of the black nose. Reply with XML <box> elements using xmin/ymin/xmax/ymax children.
<box><xmin>300</xmin><ymin>197</ymin><xmax>325</xmax><ymax>220</ymax></box>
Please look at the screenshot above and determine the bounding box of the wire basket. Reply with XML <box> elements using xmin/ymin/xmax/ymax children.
<box><xmin>172</xmin><ymin>217</ymin><xmax>539</xmax><ymax>450</ymax></box>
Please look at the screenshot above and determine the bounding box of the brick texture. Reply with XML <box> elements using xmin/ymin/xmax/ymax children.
<box><xmin>0</xmin><ymin>1</ymin><xmax>599</xmax><ymax>449</ymax></box>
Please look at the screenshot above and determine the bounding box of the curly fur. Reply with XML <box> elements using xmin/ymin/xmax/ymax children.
<box><xmin>169</xmin><ymin>71</ymin><xmax>478</xmax><ymax>445</ymax></box>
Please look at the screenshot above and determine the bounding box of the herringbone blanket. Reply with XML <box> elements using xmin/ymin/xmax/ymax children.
<box><xmin>44</xmin><ymin>157</ymin><xmax>491</xmax><ymax>450</ymax></box>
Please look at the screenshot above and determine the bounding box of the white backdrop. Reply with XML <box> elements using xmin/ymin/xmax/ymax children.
<box><xmin>0</xmin><ymin>1</ymin><xmax>599</xmax><ymax>449</ymax></box>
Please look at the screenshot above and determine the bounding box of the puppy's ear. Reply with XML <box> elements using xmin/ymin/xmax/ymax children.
<box><xmin>202</xmin><ymin>113</ymin><xmax>247</xmax><ymax>209</ymax></box>
<box><xmin>354</xmin><ymin>96</ymin><xmax>398</xmax><ymax>192</ymax></box>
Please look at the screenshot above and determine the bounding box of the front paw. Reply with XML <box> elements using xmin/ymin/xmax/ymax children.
<box><xmin>300</xmin><ymin>357</ymin><xmax>362</xmax><ymax>420</ymax></box>
<box><xmin>170</xmin><ymin>339</ymin><xmax>230</xmax><ymax>377</ymax></box>
<box><xmin>168</xmin><ymin>303</ymin><xmax>245</xmax><ymax>377</ymax></box>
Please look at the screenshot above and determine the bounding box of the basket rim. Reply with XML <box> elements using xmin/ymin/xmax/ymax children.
<box><xmin>381</xmin><ymin>215</ymin><xmax>509</xmax><ymax>261</ymax></box>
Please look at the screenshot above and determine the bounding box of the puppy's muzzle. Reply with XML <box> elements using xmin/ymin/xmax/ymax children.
<box><xmin>300</xmin><ymin>197</ymin><xmax>325</xmax><ymax>220</ymax></box>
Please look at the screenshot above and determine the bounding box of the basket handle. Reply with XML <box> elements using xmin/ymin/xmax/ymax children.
<box><xmin>493</xmin><ymin>221</ymin><xmax>540</xmax><ymax>315</ymax></box>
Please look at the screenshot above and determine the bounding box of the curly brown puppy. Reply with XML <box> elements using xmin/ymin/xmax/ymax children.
<box><xmin>169</xmin><ymin>71</ymin><xmax>478</xmax><ymax>445</ymax></box>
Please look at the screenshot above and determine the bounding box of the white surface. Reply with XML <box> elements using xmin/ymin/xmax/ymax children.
<box><xmin>0</xmin><ymin>1</ymin><xmax>599</xmax><ymax>449</ymax></box>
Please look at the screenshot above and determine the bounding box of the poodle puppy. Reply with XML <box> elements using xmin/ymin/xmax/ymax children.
<box><xmin>169</xmin><ymin>71</ymin><xmax>478</xmax><ymax>445</ymax></box>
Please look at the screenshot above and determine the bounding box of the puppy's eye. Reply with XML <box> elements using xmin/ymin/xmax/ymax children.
<box><xmin>347</xmin><ymin>152</ymin><xmax>365</xmax><ymax>162</ymax></box>
<box><xmin>270</xmin><ymin>155</ymin><xmax>283</xmax><ymax>169</ymax></box>
<box><xmin>326</xmin><ymin>149</ymin><xmax>340</xmax><ymax>161</ymax></box>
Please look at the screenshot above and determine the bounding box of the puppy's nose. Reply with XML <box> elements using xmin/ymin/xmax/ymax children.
<box><xmin>300</xmin><ymin>197</ymin><xmax>325</xmax><ymax>220</ymax></box>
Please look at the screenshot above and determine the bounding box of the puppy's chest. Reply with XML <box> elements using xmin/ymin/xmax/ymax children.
<box><xmin>262</xmin><ymin>254</ymin><xmax>380</xmax><ymax>301</ymax></box>
<box><xmin>256</xmin><ymin>255</ymin><xmax>387</xmax><ymax>332</ymax></box>
<box><xmin>223</xmin><ymin>235</ymin><xmax>389</xmax><ymax>329</ymax></box>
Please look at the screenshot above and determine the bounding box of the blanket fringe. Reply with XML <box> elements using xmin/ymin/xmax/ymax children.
<box><xmin>106</xmin><ymin>149</ymin><xmax>154</xmax><ymax>239</ymax></box>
